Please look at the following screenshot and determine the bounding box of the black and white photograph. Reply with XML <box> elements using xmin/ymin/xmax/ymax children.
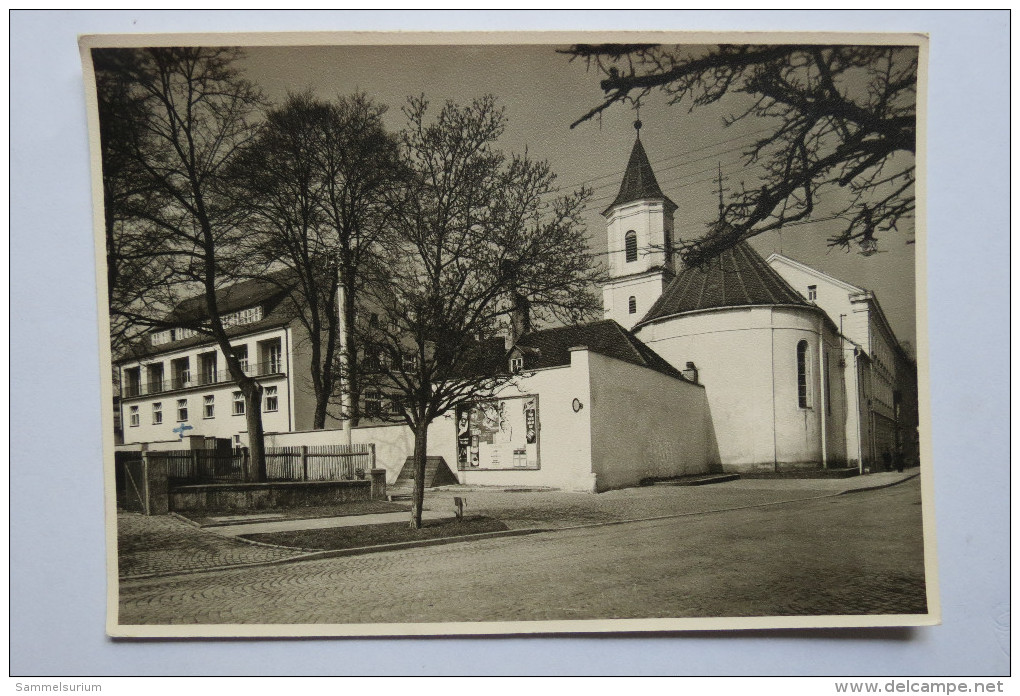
<box><xmin>81</xmin><ymin>32</ymin><xmax>935</xmax><ymax>637</ymax></box>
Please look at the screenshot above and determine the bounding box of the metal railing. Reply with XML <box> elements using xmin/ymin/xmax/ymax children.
<box><xmin>121</xmin><ymin>360</ymin><xmax>284</xmax><ymax>398</ymax></box>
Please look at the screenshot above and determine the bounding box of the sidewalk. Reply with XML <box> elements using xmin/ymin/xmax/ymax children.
<box><xmin>424</xmin><ymin>470</ymin><xmax>919</xmax><ymax>531</ymax></box>
<box><xmin>117</xmin><ymin>470</ymin><xmax>917</xmax><ymax>579</ymax></box>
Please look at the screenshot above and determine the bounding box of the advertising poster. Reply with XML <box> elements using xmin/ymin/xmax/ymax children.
<box><xmin>456</xmin><ymin>395</ymin><xmax>539</xmax><ymax>470</ymax></box>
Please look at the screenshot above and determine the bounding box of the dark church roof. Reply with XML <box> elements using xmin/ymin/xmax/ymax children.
<box><xmin>515</xmin><ymin>319</ymin><xmax>685</xmax><ymax>381</ymax></box>
<box><xmin>603</xmin><ymin>136</ymin><xmax>677</xmax><ymax>215</ymax></box>
<box><xmin>635</xmin><ymin>241</ymin><xmax>810</xmax><ymax>327</ymax></box>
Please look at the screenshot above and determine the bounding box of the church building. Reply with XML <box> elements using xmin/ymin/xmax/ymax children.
<box><xmin>601</xmin><ymin>124</ymin><xmax>849</xmax><ymax>474</ymax></box>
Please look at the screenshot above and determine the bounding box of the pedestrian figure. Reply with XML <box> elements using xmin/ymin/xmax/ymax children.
<box><xmin>882</xmin><ymin>447</ymin><xmax>892</xmax><ymax>472</ymax></box>
<box><xmin>895</xmin><ymin>446</ymin><xmax>905</xmax><ymax>473</ymax></box>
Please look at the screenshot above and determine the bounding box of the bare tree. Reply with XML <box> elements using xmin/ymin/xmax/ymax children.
<box><xmin>361</xmin><ymin>96</ymin><xmax>602</xmax><ymax>528</ymax></box>
<box><xmin>94</xmin><ymin>51</ymin><xmax>172</xmax><ymax>356</ymax></box>
<box><xmin>564</xmin><ymin>43</ymin><xmax>918</xmax><ymax>265</ymax></box>
<box><xmin>230</xmin><ymin>92</ymin><xmax>403</xmax><ymax>430</ymax></box>
<box><xmin>94</xmin><ymin>46</ymin><xmax>270</xmax><ymax>480</ymax></box>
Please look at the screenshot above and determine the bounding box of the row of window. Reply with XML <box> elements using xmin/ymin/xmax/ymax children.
<box><xmin>127</xmin><ymin>387</ymin><xmax>279</xmax><ymax>427</ymax></box>
<box><xmin>149</xmin><ymin>306</ymin><xmax>264</xmax><ymax>346</ymax></box>
<box><xmin>151</xmin><ymin>326</ymin><xmax>198</xmax><ymax>346</ymax></box>
<box><xmin>123</xmin><ymin>339</ymin><xmax>283</xmax><ymax>395</ymax></box>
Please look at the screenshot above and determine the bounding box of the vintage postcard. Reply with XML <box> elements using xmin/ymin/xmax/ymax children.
<box><xmin>80</xmin><ymin>30</ymin><xmax>936</xmax><ymax>637</ymax></box>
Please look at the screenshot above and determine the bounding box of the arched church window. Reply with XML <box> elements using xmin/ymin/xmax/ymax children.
<box><xmin>628</xmin><ymin>296</ymin><xmax>637</xmax><ymax>314</ymax></box>
<box><xmin>625</xmin><ymin>231</ymin><xmax>637</xmax><ymax>263</ymax></box>
<box><xmin>797</xmin><ymin>340</ymin><xmax>812</xmax><ymax>408</ymax></box>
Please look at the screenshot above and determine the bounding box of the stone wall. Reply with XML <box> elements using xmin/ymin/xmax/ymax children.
<box><xmin>169</xmin><ymin>479</ymin><xmax>372</xmax><ymax>513</ymax></box>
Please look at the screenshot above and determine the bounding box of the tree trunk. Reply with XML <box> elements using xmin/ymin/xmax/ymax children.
<box><xmin>409</xmin><ymin>420</ymin><xmax>429</xmax><ymax>530</ymax></box>
<box><xmin>241</xmin><ymin>382</ymin><xmax>266</xmax><ymax>482</ymax></box>
<box><xmin>312</xmin><ymin>393</ymin><xmax>328</xmax><ymax>431</ymax></box>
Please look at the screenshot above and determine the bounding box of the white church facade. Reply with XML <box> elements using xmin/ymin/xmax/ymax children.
<box><xmin>601</xmin><ymin>129</ymin><xmax>849</xmax><ymax>474</ymax></box>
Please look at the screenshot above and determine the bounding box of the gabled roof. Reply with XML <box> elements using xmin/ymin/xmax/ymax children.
<box><xmin>766</xmin><ymin>252</ymin><xmax>864</xmax><ymax>294</ymax></box>
<box><xmin>115</xmin><ymin>270</ymin><xmax>300</xmax><ymax>363</ymax></box>
<box><xmin>168</xmin><ymin>269</ymin><xmax>298</xmax><ymax>323</ymax></box>
<box><xmin>603</xmin><ymin>136</ymin><xmax>677</xmax><ymax>216</ymax></box>
<box><xmin>515</xmin><ymin>319</ymin><xmax>685</xmax><ymax>381</ymax></box>
<box><xmin>636</xmin><ymin>241</ymin><xmax>810</xmax><ymax>327</ymax></box>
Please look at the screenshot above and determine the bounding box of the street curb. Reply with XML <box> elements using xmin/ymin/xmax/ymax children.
<box><xmin>837</xmin><ymin>472</ymin><xmax>919</xmax><ymax>495</ymax></box>
<box><xmin>192</xmin><ymin>505</ymin><xmax>412</xmax><ymax>528</ymax></box>
<box><xmin>119</xmin><ymin>527</ymin><xmax>547</xmax><ymax>582</ymax></box>
<box><xmin>122</xmin><ymin>476</ymin><xmax>919</xmax><ymax>582</ymax></box>
<box><xmin>273</xmin><ymin>527</ymin><xmax>548</xmax><ymax>566</ymax></box>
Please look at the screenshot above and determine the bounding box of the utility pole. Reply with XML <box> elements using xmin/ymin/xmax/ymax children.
<box><xmin>337</xmin><ymin>276</ymin><xmax>353</xmax><ymax>447</ymax></box>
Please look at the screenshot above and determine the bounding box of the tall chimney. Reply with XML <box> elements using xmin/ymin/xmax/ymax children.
<box><xmin>502</xmin><ymin>260</ymin><xmax>531</xmax><ymax>343</ymax></box>
<box><xmin>511</xmin><ymin>292</ymin><xmax>531</xmax><ymax>342</ymax></box>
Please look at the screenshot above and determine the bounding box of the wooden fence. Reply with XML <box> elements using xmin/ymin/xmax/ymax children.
<box><xmin>157</xmin><ymin>444</ymin><xmax>375</xmax><ymax>484</ymax></box>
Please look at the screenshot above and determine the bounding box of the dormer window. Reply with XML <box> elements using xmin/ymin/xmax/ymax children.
<box><xmin>625</xmin><ymin>231</ymin><xmax>638</xmax><ymax>263</ymax></box>
<box><xmin>510</xmin><ymin>357</ymin><xmax>524</xmax><ymax>373</ymax></box>
<box><xmin>221</xmin><ymin>305</ymin><xmax>263</xmax><ymax>329</ymax></box>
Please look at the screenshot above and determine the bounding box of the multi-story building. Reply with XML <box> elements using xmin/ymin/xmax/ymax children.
<box><xmin>115</xmin><ymin>276</ymin><xmax>337</xmax><ymax>448</ymax></box>
<box><xmin>766</xmin><ymin>253</ymin><xmax>919</xmax><ymax>471</ymax></box>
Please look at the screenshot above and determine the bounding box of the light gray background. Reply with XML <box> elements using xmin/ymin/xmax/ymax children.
<box><xmin>10</xmin><ymin>10</ymin><xmax>1009</xmax><ymax>675</ymax></box>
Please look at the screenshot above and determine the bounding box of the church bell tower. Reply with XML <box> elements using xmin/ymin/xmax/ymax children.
<box><xmin>602</xmin><ymin>119</ymin><xmax>677</xmax><ymax>330</ymax></box>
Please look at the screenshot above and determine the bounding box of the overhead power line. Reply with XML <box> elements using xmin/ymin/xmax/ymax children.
<box><xmin>553</xmin><ymin>124</ymin><xmax>778</xmax><ymax>193</ymax></box>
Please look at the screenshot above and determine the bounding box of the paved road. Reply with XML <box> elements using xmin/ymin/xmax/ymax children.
<box><xmin>119</xmin><ymin>478</ymin><xmax>927</xmax><ymax>625</ymax></box>
<box><xmin>117</xmin><ymin>514</ymin><xmax>306</xmax><ymax>579</ymax></box>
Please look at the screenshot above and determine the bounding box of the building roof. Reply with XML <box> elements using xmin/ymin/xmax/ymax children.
<box><xmin>603</xmin><ymin>136</ymin><xmax>677</xmax><ymax>215</ymax></box>
<box><xmin>115</xmin><ymin>272</ymin><xmax>299</xmax><ymax>363</ymax></box>
<box><xmin>515</xmin><ymin>319</ymin><xmax>686</xmax><ymax>381</ymax></box>
<box><xmin>635</xmin><ymin>241</ymin><xmax>811</xmax><ymax>327</ymax></box>
<box><xmin>167</xmin><ymin>270</ymin><xmax>297</xmax><ymax>322</ymax></box>
<box><xmin>767</xmin><ymin>252</ymin><xmax>913</xmax><ymax>365</ymax></box>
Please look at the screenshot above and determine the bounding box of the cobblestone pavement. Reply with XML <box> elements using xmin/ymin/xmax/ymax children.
<box><xmin>118</xmin><ymin>477</ymin><xmax>927</xmax><ymax>625</ymax></box>
<box><xmin>117</xmin><ymin>514</ymin><xmax>306</xmax><ymax>578</ymax></box>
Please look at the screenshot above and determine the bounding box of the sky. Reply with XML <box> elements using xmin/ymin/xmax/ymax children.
<box><xmin>238</xmin><ymin>42</ymin><xmax>917</xmax><ymax>345</ymax></box>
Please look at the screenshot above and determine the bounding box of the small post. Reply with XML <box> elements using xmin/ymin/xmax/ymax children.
<box><xmin>370</xmin><ymin>468</ymin><xmax>387</xmax><ymax>500</ymax></box>
<box><xmin>143</xmin><ymin>451</ymin><xmax>170</xmax><ymax>516</ymax></box>
<box><xmin>300</xmin><ymin>446</ymin><xmax>309</xmax><ymax>481</ymax></box>
<box><xmin>453</xmin><ymin>496</ymin><xmax>464</xmax><ymax>520</ymax></box>
<box><xmin>369</xmin><ymin>443</ymin><xmax>376</xmax><ymax>471</ymax></box>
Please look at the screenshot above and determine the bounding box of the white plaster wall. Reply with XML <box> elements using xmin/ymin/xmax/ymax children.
<box><xmin>637</xmin><ymin>308</ymin><xmax>776</xmax><ymax>471</ymax></box>
<box><xmin>636</xmin><ymin>306</ymin><xmax>843</xmax><ymax>472</ymax></box>
<box><xmin>264</xmin><ymin>420</ymin><xmax>457</xmax><ymax>485</ymax></box>
<box><xmin>767</xmin><ymin>257</ymin><xmax>858</xmax><ymax>335</ymax></box>
<box><xmin>606</xmin><ymin>200</ymin><xmax>670</xmax><ymax>276</ymax></box>
<box><xmin>454</xmin><ymin>352</ymin><xmax>596</xmax><ymax>492</ymax></box>
<box><xmin>603</xmin><ymin>273</ymin><xmax>669</xmax><ymax>330</ymax></box>
<box><xmin>264</xmin><ymin>358</ymin><xmax>595</xmax><ymax>490</ymax></box>
<box><xmin>587</xmin><ymin>351</ymin><xmax>716</xmax><ymax>491</ymax></box>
